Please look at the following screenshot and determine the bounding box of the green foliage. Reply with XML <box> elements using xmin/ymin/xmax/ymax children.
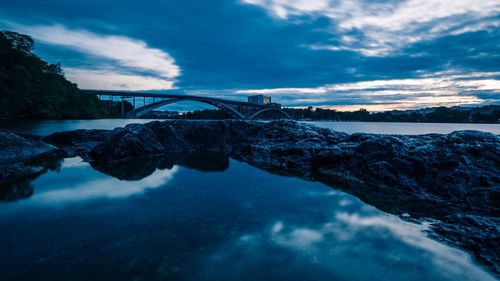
<box><xmin>0</xmin><ymin>30</ymin><xmax>115</xmax><ymax>119</ymax></box>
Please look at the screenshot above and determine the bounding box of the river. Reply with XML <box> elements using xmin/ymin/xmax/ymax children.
<box><xmin>0</xmin><ymin>119</ymin><xmax>497</xmax><ymax>280</ymax></box>
<box><xmin>0</xmin><ymin>119</ymin><xmax>499</xmax><ymax>136</ymax></box>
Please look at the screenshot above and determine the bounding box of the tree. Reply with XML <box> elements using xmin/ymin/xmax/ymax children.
<box><xmin>0</xmin><ymin>30</ymin><xmax>116</xmax><ymax>119</ymax></box>
<box><xmin>1</xmin><ymin>31</ymin><xmax>34</xmax><ymax>53</ymax></box>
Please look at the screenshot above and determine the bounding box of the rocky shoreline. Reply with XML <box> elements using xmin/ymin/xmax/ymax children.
<box><xmin>0</xmin><ymin>120</ymin><xmax>499</xmax><ymax>274</ymax></box>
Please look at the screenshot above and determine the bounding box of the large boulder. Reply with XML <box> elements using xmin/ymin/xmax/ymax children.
<box><xmin>87</xmin><ymin>120</ymin><xmax>257</xmax><ymax>163</ymax></box>
<box><xmin>90</xmin><ymin>123</ymin><xmax>165</xmax><ymax>162</ymax></box>
<box><xmin>44</xmin><ymin>129</ymin><xmax>112</xmax><ymax>158</ymax></box>
<box><xmin>0</xmin><ymin>129</ymin><xmax>57</xmax><ymax>165</ymax></box>
<box><xmin>0</xmin><ymin>130</ymin><xmax>60</xmax><ymax>183</ymax></box>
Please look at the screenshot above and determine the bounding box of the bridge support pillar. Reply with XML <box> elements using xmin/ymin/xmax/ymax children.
<box><xmin>121</xmin><ymin>98</ymin><xmax>124</xmax><ymax>117</ymax></box>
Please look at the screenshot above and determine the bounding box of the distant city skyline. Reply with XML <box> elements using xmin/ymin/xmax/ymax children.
<box><xmin>1</xmin><ymin>0</ymin><xmax>499</xmax><ymax>110</ymax></box>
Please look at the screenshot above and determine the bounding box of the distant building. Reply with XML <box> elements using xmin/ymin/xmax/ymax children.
<box><xmin>248</xmin><ymin>94</ymin><xmax>271</xmax><ymax>105</ymax></box>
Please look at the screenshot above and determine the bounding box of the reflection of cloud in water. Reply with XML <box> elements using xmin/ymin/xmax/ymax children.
<box><xmin>33</xmin><ymin>167</ymin><xmax>178</xmax><ymax>204</ymax></box>
<box><xmin>58</xmin><ymin>157</ymin><xmax>88</xmax><ymax>168</ymax></box>
<box><xmin>202</xmin><ymin>210</ymin><xmax>495</xmax><ymax>281</ymax></box>
<box><xmin>331</xmin><ymin>212</ymin><xmax>495</xmax><ymax>279</ymax></box>
<box><xmin>270</xmin><ymin>221</ymin><xmax>322</xmax><ymax>249</ymax></box>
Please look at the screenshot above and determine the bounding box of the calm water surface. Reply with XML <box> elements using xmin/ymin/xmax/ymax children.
<box><xmin>0</xmin><ymin>156</ymin><xmax>495</xmax><ymax>281</ymax></box>
<box><xmin>0</xmin><ymin>119</ymin><xmax>498</xmax><ymax>135</ymax></box>
<box><xmin>0</xmin><ymin>119</ymin><xmax>497</xmax><ymax>280</ymax></box>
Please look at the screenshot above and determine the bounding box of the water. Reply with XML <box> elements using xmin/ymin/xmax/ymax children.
<box><xmin>304</xmin><ymin>121</ymin><xmax>500</xmax><ymax>135</ymax></box>
<box><xmin>0</xmin><ymin>156</ymin><xmax>495</xmax><ymax>281</ymax></box>
<box><xmin>0</xmin><ymin>119</ymin><xmax>498</xmax><ymax>136</ymax></box>
<box><xmin>0</xmin><ymin>119</ymin><xmax>497</xmax><ymax>280</ymax></box>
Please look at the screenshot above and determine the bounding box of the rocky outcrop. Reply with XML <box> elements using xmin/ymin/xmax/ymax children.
<box><xmin>0</xmin><ymin>129</ymin><xmax>61</xmax><ymax>183</ymax></box>
<box><xmin>43</xmin><ymin>129</ymin><xmax>112</xmax><ymax>158</ymax></box>
<box><xmin>2</xmin><ymin>120</ymin><xmax>500</xmax><ymax>273</ymax></box>
<box><xmin>0</xmin><ymin>129</ymin><xmax>58</xmax><ymax>165</ymax></box>
<box><xmin>81</xmin><ymin>121</ymin><xmax>255</xmax><ymax>162</ymax></box>
<box><xmin>42</xmin><ymin>120</ymin><xmax>499</xmax><ymax>215</ymax></box>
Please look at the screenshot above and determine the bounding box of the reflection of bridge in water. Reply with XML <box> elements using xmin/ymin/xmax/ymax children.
<box><xmin>82</xmin><ymin>90</ymin><xmax>291</xmax><ymax>120</ymax></box>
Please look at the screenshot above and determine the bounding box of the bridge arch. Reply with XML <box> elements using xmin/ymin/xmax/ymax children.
<box><xmin>248</xmin><ymin>108</ymin><xmax>292</xmax><ymax>120</ymax></box>
<box><xmin>130</xmin><ymin>98</ymin><xmax>245</xmax><ymax>119</ymax></box>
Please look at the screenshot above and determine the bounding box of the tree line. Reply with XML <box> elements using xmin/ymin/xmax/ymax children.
<box><xmin>141</xmin><ymin>106</ymin><xmax>499</xmax><ymax>123</ymax></box>
<box><xmin>0</xmin><ymin>30</ymin><xmax>117</xmax><ymax>119</ymax></box>
<box><xmin>283</xmin><ymin>106</ymin><xmax>499</xmax><ymax>123</ymax></box>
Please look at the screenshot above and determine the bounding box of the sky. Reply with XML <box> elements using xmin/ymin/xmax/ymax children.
<box><xmin>1</xmin><ymin>0</ymin><xmax>499</xmax><ymax>111</ymax></box>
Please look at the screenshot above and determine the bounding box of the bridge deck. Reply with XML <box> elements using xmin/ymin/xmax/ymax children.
<box><xmin>82</xmin><ymin>89</ymin><xmax>272</xmax><ymax>108</ymax></box>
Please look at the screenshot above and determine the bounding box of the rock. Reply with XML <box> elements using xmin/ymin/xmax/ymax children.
<box><xmin>89</xmin><ymin>124</ymin><xmax>166</xmax><ymax>162</ymax></box>
<box><xmin>429</xmin><ymin>214</ymin><xmax>500</xmax><ymax>274</ymax></box>
<box><xmin>0</xmin><ymin>129</ymin><xmax>58</xmax><ymax>165</ymax></box>
<box><xmin>232</xmin><ymin>121</ymin><xmax>347</xmax><ymax>178</ymax></box>
<box><xmin>44</xmin><ymin>129</ymin><xmax>113</xmax><ymax>158</ymax></box>
<box><xmin>88</xmin><ymin>120</ymin><xmax>256</xmax><ymax>163</ymax></box>
<box><xmin>77</xmin><ymin>121</ymin><xmax>498</xmax><ymax>219</ymax></box>
<box><xmin>0</xmin><ymin>129</ymin><xmax>61</xmax><ymax>184</ymax></box>
<box><xmin>311</xmin><ymin>130</ymin><xmax>500</xmax><ymax>216</ymax></box>
<box><xmin>0</xmin><ymin>163</ymin><xmax>44</xmax><ymax>184</ymax></box>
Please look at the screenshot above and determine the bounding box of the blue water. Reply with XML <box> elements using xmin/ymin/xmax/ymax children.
<box><xmin>0</xmin><ymin>119</ymin><xmax>498</xmax><ymax>136</ymax></box>
<box><xmin>0</xmin><ymin>156</ymin><xmax>495</xmax><ymax>280</ymax></box>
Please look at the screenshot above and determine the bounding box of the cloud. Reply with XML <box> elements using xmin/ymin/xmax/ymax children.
<box><xmin>6</xmin><ymin>22</ymin><xmax>180</xmax><ymax>90</ymax></box>
<box><xmin>65</xmin><ymin>68</ymin><xmax>175</xmax><ymax>91</ymax></box>
<box><xmin>1</xmin><ymin>1</ymin><xmax>498</xmax><ymax>107</ymax></box>
<box><xmin>242</xmin><ymin>0</ymin><xmax>500</xmax><ymax>56</ymax></box>
<box><xmin>235</xmin><ymin>71</ymin><xmax>499</xmax><ymax>110</ymax></box>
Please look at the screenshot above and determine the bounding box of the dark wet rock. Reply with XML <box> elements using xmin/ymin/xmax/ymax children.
<box><xmin>0</xmin><ymin>129</ymin><xmax>58</xmax><ymax>165</ymax></box>
<box><xmin>0</xmin><ymin>155</ymin><xmax>64</xmax><ymax>202</ymax></box>
<box><xmin>232</xmin><ymin>121</ymin><xmax>347</xmax><ymax>179</ymax></box>
<box><xmin>429</xmin><ymin>214</ymin><xmax>500</xmax><ymax>274</ymax></box>
<box><xmin>79</xmin><ymin>120</ymin><xmax>498</xmax><ymax>217</ymax></box>
<box><xmin>89</xmin><ymin>124</ymin><xmax>166</xmax><ymax>162</ymax></box>
<box><xmin>44</xmin><ymin>129</ymin><xmax>113</xmax><ymax>158</ymax></box>
<box><xmin>0</xmin><ymin>129</ymin><xmax>61</xmax><ymax>184</ymax></box>
<box><xmin>86</xmin><ymin>120</ymin><xmax>256</xmax><ymax>163</ymax></box>
<box><xmin>311</xmin><ymin>130</ymin><xmax>500</xmax><ymax>217</ymax></box>
<box><xmin>0</xmin><ymin>163</ymin><xmax>44</xmax><ymax>184</ymax></box>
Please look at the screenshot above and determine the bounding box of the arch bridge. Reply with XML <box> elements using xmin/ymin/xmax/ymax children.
<box><xmin>82</xmin><ymin>90</ymin><xmax>291</xmax><ymax>120</ymax></box>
